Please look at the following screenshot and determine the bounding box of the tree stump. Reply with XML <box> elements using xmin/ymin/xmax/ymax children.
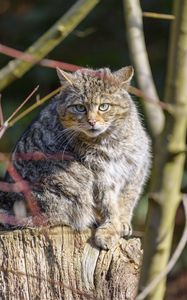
<box><xmin>0</xmin><ymin>226</ymin><xmax>142</xmax><ymax>299</ymax></box>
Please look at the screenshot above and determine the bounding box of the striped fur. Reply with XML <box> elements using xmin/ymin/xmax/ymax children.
<box><xmin>0</xmin><ymin>67</ymin><xmax>151</xmax><ymax>249</ymax></box>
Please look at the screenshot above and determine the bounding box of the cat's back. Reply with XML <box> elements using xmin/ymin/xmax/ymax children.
<box><xmin>13</xmin><ymin>98</ymin><xmax>60</xmax><ymax>155</ymax></box>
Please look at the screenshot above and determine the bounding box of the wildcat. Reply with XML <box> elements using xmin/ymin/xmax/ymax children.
<box><xmin>0</xmin><ymin>66</ymin><xmax>151</xmax><ymax>250</ymax></box>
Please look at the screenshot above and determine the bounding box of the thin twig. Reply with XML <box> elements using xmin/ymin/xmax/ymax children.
<box><xmin>0</xmin><ymin>44</ymin><xmax>82</xmax><ymax>72</ymax></box>
<box><xmin>136</xmin><ymin>195</ymin><xmax>187</xmax><ymax>300</ymax></box>
<box><xmin>0</xmin><ymin>181</ymin><xmax>29</xmax><ymax>193</ymax></box>
<box><xmin>6</xmin><ymin>85</ymin><xmax>39</xmax><ymax>123</ymax></box>
<box><xmin>7</xmin><ymin>162</ymin><xmax>46</xmax><ymax>225</ymax></box>
<box><xmin>8</xmin><ymin>85</ymin><xmax>66</xmax><ymax>127</ymax></box>
<box><xmin>0</xmin><ymin>151</ymin><xmax>74</xmax><ymax>162</ymax></box>
<box><xmin>0</xmin><ymin>95</ymin><xmax>8</xmax><ymax>139</ymax></box>
<box><xmin>0</xmin><ymin>86</ymin><xmax>39</xmax><ymax>139</ymax></box>
<box><xmin>128</xmin><ymin>86</ymin><xmax>174</xmax><ymax>113</ymax></box>
<box><xmin>40</xmin><ymin>58</ymin><xmax>81</xmax><ymax>71</ymax></box>
<box><xmin>74</xmin><ymin>27</ymin><xmax>96</xmax><ymax>37</ymax></box>
<box><xmin>0</xmin><ymin>121</ymin><xmax>8</xmax><ymax>139</ymax></box>
<box><xmin>0</xmin><ymin>94</ymin><xmax>4</xmax><ymax>125</ymax></box>
<box><xmin>0</xmin><ymin>214</ymin><xmax>23</xmax><ymax>226</ymax></box>
<box><xmin>0</xmin><ymin>153</ymin><xmax>45</xmax><ymax>226</ymax></box>
<box><xmin>142</xmin><ymin>12</ymin><xmax>175</xmax><ymax>20</ymax></box>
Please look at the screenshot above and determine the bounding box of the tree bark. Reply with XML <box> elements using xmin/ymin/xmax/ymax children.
<box><xmin>0</xmin><ymin>226</ymin><xmax>142</xmax><ymax>300</ymax></box>
<box><xmin>123</xmin><ymin>0</ymin><xmax>165</xmax><ymax>137</ymax></box>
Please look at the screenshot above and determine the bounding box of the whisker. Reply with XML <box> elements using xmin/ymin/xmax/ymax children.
<box><xmin>62</xmin><ymin>131</ymin><xmax>79</xmax><ymax>157</ymax></box>
<box><xmin>53</xmin><ymin>128</ymin><xmax>75</xmax><ymax>145</ymax></box>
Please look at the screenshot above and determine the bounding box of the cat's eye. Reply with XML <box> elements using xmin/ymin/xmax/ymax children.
<box><xmin>74</xmin><ymin>104</ymin><xmax>86</xmax><ymax>113</ymax></box>
<box><xmin>99</xmin><ymin>103</ymin><xmax>110</xmax><ymax>111</ymax></box>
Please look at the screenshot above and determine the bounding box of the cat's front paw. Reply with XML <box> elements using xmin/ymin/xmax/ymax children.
<box><xmin>95</xmin><ymin>223</ymin><xmax>120</xmax><ymax>250</ymax></box>
<box><xmin>121</xmin><ymin>221</ymin><xmax>132</xmax><ymax>237</ymax></box>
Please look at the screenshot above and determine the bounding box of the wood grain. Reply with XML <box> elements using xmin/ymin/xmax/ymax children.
<box><xmin>0</xmin><ymin>226</ymin><xmax>142</xmax><ymax>299</ymax></box>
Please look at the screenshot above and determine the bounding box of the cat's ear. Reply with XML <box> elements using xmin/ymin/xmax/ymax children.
<box><xmin>56</xmin><ymin>68</ymin><xmax>74</xmax><ymax>86</ymax></box>
<box><xmin>114</xmin><ymin>66</ymin><xmax>134</xmax><ymax>86</ymax></box>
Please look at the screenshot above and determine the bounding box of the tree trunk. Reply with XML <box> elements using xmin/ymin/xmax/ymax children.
<box><xmin>138</xmin><ymin>1</ymin><xmax>187</xmax><ymax>299</ymax></box>
<box><xmin>123</xmin><ymin>0</ymin><xmax>165</xmax><ymax>137</ymax></box>
<box><xmin>0</xmin><ymin>226</ymin><xmax>142</xmax><ymax>300</ymax></box>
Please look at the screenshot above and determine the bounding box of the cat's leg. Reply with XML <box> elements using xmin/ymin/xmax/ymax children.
<box><xmin>29</xmin><ymin>168</ymin><xmax>96</xmax><ymax>230</ymax></box>
<box><xmin>118</xmin><ymin>187</ymin><xmax>140</xmax><ymax>238</ymax></box>
<box><xmin>95</xmin><ymin>190</ymin><xmax>122</xmax><ymax>250</ymax></box>
<box><xmin>44</xmin><ymin>193</ymin><xmax>96</xmax><ymax>230</ymax></box>
<box><xmin>119</xmin><ymin>169</ymin><xmax>147</xmax><ymax>237</ymax></box>
<box><xmin>11</xmin><ymin>189</ymin><xmax>95</xmax><ymax>230</ymax></box>
<box><xmin>95</xmin><ymin>169</ymin><xmax>148</xmax><ymax>249</ymax></box>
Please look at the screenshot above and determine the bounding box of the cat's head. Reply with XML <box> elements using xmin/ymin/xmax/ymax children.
<box><xmin>56</xmin><ymin>66</ymin><xmax>134</xmax><ymax>138</ymax></box>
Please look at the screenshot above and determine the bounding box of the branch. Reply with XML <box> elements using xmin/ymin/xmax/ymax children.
<box><xmin>142</xmin><ymin>12</ymin><xmax>175</xmax><ymax>20</ymax></box>
<box><xmin>123</xmin><ymin>0</ymin><xmax>165</xmax><ymax>137</ymax></box>
<box><xmin>139</xmin><ymin>1</ymin><xmax>187</xmax><ymax>298</ymax></box>
<box><xmin>136</xmin><ymin>195</ymin><xmax>187</xmax><ymax>300</ymax></box>
<box><xmin>0</xmin><ymin>153</ymin><xmax>44</xmax><ymax>224</ymax></box>
<box><xmin>8</xmin><ymin>86</ymin><xmax>65</xmax><ymax>127</ymax></box>
<box><xmin>0</xmin><ymin>86</ymin><xmax>39</xmax><ymax>139</ymax></box>
<box><xmin>0</xmin><ymin>95</ymin><xmax>4</xmax><ymax>125</ymax></box>
<box><xmin>0</xmin><ymin>43</ymin><xmax>82</xmax><ymax>72</ymax></box>
<box><xmin>6</xmin><ymin>86</ymin><xmax>39</xmax><ymax>124</ymax></box>
<box><xmin>0</xmin><ymin>0</ymin><xmax>100</xmax><ymax>91</ymax></box>
<box><xmin>0</xmin><ymin>181</ymin><xmax>29</xmax><ymax>193</ymax></box>
<box><xmin>128</xmin><ymin>86</ymin><xmax>174</xmax><ymax>113</ymax></box>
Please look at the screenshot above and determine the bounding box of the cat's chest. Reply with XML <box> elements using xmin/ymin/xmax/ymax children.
<box><xmin>99</xmin><ymin>158</ymin><xmax>127</xmax><ymax>187</ymax></box>
<box><xmin>83</xmin><ymin>147</ymin><xmax>131</xmax><ymax>184</ymax></box>
<box><xmin>82</xmin><ymin>145</ymin><xmax>136</xmax><ymax>194</ymax></box>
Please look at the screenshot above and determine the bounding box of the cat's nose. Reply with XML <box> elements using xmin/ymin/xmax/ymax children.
<box><xmin>88</xmin><ymin>119</ymin><xmax>96</xmax><ymax>127</ymax></box>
